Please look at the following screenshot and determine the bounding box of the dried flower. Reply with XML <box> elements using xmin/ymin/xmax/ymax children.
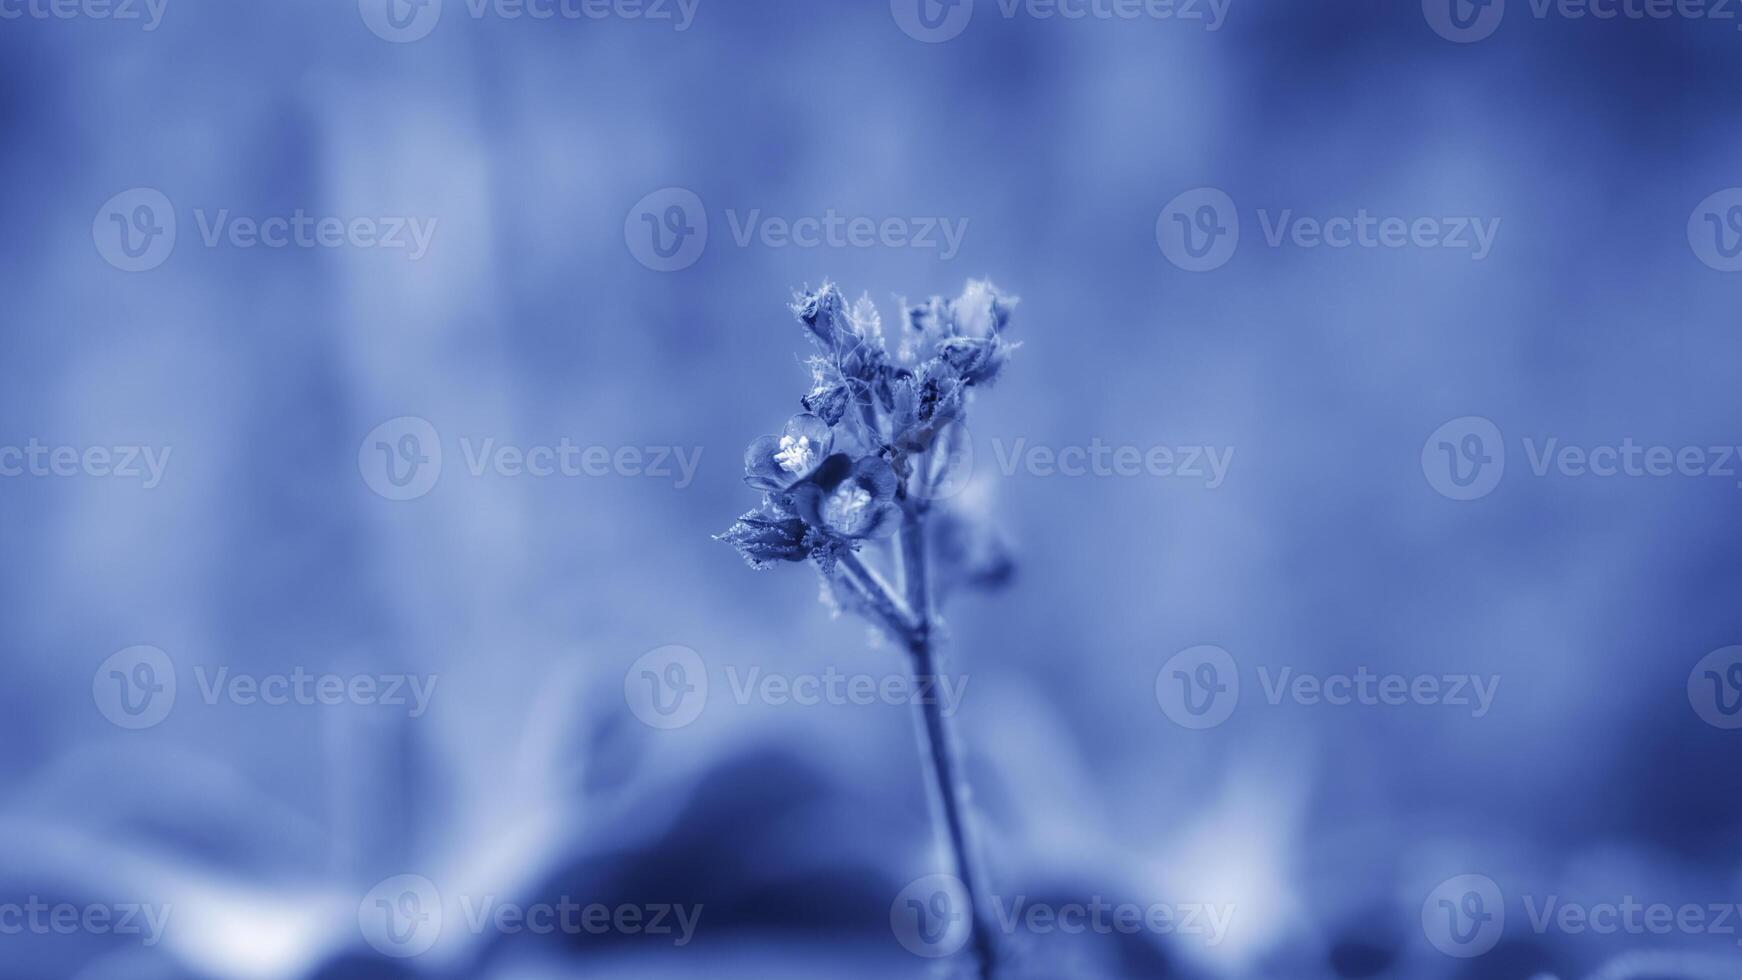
<box><xmin>787</xmin><ymin>453</ymin><xmax>901</xmax><ymax>541</ymax></box>
<box><xmin>743</xmin><ymin>413</ymin><xmax>834</xmax><ymax>491</ymax></box>
<box><xmin>714</xmin><ymin>511</ymin><xmax>813</xmax><ymax>569</ymax></box>
<box><xmin>716</xmin><ymin>279</ymin><xmax>1022</xmax><ymax>980</ymax></box>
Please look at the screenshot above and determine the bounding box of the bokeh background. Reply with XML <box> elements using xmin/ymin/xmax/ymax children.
<box><xmin>5</xmin><ymin>0</ymin><xmax>1742</xmax><ymax>977</ymax></box>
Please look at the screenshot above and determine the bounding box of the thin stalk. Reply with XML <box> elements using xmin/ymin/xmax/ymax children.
<box><xmin>836</xmin><ymin>550</ymin><xmax>914</xmax><ymax>641</ymax></box>
<box><xmin>899</xmin><ymin>503</ymin><xmax>1001</xmax><ymax>980</ymax></box>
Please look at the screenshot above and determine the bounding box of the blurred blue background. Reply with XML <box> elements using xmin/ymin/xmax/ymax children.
<box><xmin>5</xmin><ymin>0</ymin><xmax>1742</xmax><ymax>977</ymax></box>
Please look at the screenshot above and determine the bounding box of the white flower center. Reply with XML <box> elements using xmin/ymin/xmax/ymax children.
<box><xmin>824</xmin><ymin>483</ymin><xmax>872</xmax><ymax>531</ymax></box>
<box><xmin>774</xmin><ymin>435</ymin><xmax>816</xmax><ymax>474</ymax></box>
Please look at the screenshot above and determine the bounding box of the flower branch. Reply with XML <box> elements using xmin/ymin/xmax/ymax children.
<box><xmin>717</xmin><ymin>278</ymin><xmax>1019</xmax><ymax>979</ymax></box>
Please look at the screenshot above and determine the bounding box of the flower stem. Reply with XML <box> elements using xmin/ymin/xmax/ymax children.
<box><xmin>835</xmin><ymin>550</ymin><xmax>914</xmax><ymax>640</ymax></box>
<box><xmin>899</xmin><ymin>505</ymin><xmax>1001</xmax><ymax>980</ymax></box>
